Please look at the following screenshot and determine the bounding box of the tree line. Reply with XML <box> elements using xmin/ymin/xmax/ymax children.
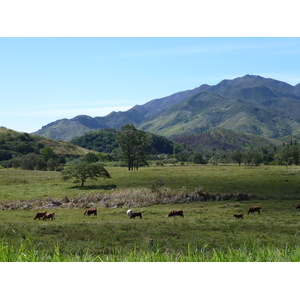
<box><xmin>230</xmin><ymin>141</ymin><xmax>300</xmax><ymax>167</ymax></box>
<box><xmin>1</xmin><ymin>127</ymin><xmax>300</xmax><ymax>174</ymax></box>
<box><xmin>72</xmin><ymin>125</ymin><xmax>300</xmax><ymax>167</ymax></box>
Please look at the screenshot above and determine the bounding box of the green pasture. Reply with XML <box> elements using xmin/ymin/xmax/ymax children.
<box><xmin>1</xmin><ymin>164</ymin><xmax>300</xmax><ymax>202</ymax></box>
<box><xmin>1</xmin><ymin>164</ymin><xmax>300</xmax><ymax>261</ymax></box>
<box><xmin>1</xmin><ymin>200</ymin><xmax>300</xmax><ymax>261</ymax></box>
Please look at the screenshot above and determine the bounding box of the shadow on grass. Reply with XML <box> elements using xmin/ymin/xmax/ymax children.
<box><xmin>69</xmin><ymin>184</ymin><xmax>117</xmax><ymax>191</ymax></box>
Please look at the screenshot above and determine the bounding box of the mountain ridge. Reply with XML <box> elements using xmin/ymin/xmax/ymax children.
<box><xmin>32</xmin><ymin>75</ymin><xmax>300</xmax><ymax>141</ymax></box>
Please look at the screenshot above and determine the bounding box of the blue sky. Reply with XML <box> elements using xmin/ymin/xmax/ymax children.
<box><xmin>1</xmin><ymin>37</ymin><xmax>300</xmax><ymax>133</ymax></box>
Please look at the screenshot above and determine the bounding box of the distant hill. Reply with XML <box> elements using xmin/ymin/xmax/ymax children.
<box><xmin>32</xmin><ymin>75</ymin><xmax>300</xmax><ymax>143</ymax></box>
<box><xmin>33</xmin><ymin>84</ymin><xmax>208</xmax><ymax>141</ymax></box>
<box><xmin>0</xmin><ymin>127</ymin><xmax>91</xmax><ymax>158</ymax></box>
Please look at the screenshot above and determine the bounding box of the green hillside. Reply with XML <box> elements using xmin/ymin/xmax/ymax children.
<box><xmin>172</xmin><ymin>128</ymin><xmax>283</xmax><ymax>152</ymax></box>
<box><xmin>0</xmin><ymin>127</ymin><xmax>91</xmax><ymax>158</ymax></box>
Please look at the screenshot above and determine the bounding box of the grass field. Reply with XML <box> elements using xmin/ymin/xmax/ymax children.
<box><xmin>1</xmin><ymin>164</ymin><xmax>300</xmax><ymax>261</ymax></box>
<box><xmin>1</xmin><ymin>200</ymin><xmax>300</xmax><ymax>261</ymax></box>
<box><xmin>1</xmin><ymin>164</ymin><xmax>300</xmax><ymax>201</ymax></box>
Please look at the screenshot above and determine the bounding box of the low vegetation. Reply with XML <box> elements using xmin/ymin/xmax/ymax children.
<box><xmin>1</xmin><ymin>238</ymin><xmax>300</xmax><ymax>262</ymax></box>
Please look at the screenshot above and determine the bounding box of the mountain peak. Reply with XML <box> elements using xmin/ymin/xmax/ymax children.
<box><xmin>243</xmin><ymin>74</ymin><xmax>262</xmax><ymax>79</ymax></box>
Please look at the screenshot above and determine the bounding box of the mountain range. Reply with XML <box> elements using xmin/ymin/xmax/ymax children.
<box><xmin>33</xmin><ymin>75</ymin><xmax>300</xmax><ymax>142</ymax></box>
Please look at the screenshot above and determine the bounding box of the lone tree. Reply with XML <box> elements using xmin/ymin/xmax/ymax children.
<box><xmin>231</xmin><ymin>150</ymin><xmax>244</xmax><ymax>166</ymax></box>
<box><xmin>116</xmin><ymin>124</ymin><xmax>151</xmax><ymax>170</ymax></box>
<box><xmin>61</xmin><ymin>161</ymin><xmax>111</xmax><ymax>187</ymax></box>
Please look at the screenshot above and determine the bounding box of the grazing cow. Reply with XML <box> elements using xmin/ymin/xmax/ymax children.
<box><xmin>34</xmin><ymin>211</ymin><xmax>47</xmax><ymax>220</ymax></box>
<box><xmin>168</xmin><ymin>210</ymin><xmax>184</xmax><ymax>217</ymax></box>
<box><xmin>126</xmin><ymin>209</ymin><xmax>133</xmax><ymax>217</ymax></box>
<box><xmin>233</xmin><ymin>214</ymin><xmax>243</xmax><ymax>219</ymax></box>
<box><xmin>247</xmin><ymin>206</ymin><xmax>261</xmax><ymax>214</ymax></box>
<box><xmin>43</xmin><ymin>212</ymin><xmax>55</xmax><ymax>221</ymax></box>
<box><xmin>130</xmin><ymin>212</ymin><xmax>142</xmax><ymax>219</ymax></box>
<box><xmin>84</xmin><ymin>208</ymin><xmax>97</xmax><ymax>216</ymax></box>
<box><xmin>296</xmin><ymin>205</ymin><xmax>300</xmax><ymax>210</ymax></box>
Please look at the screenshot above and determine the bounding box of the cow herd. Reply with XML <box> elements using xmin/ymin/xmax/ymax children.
<box><xmin>33</xmin><ymin>208</ymin><xmax>185</xmax><ymax>221</ymax></box>
<box><xmin>33</xmin><ymin>204</ymin><xmax>300</xmax><ymax>221</ymax></box>
<box><xmin>233</xmin><ymin>205</ymin><xmax>261</xmax><ymax>220</ymax></box>
<box><xmin>33</xmin><ymin>211</ymin><xmax>55</xmax><ymax>221</ymax></box>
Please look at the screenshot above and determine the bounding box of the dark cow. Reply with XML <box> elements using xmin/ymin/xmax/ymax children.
<box><xmin>233</xmin><ymin>214</ymin><xmax>243</xmax><ymax>219</ymax></box>
<box><xmin>247</xmin><ymin>206</ymin><xmax>261</xmax><ymax>214</ymax></box>
<box><xmin>84</xmin><ymin>208</ymin><xmax>97</xmax><ymax>216</ymax></box>
<box><xmin>168</xmin><ymin>210</ymin><xmax>184</xmax><ymax>217</ymax></box>
<box><xmin>34</xmin><ymin>211</ymin><xmax>47</xmax><ymax>220</ymax></box>
<box><xmin>43</xmin><ymin>212</ymin><xmax>55</xmax><ymax>221</ymax></box>
<box><xmin>130</xmin><ymin>212</ymin><xmax>142</xmax><ymax>219</ymax></box>
<box><xmin>296</xmin><ymin>205</ymin><xmax>300</xmax><ymax>210</ymax></box>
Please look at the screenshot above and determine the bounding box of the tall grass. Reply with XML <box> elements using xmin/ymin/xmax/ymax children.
<box><xmin>1</xmin><ymin>238</ymin><xmax>299</xmax><ymax>262</ymax></box>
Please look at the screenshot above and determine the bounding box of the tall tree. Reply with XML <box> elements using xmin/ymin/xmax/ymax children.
<box><xmin>231</xmin><ymin>150</ymin><xmax>243</xmax><ymax>166</ymax></box>
<box><xmin>116</xmin><ymin>125</ymin><xmax>151</xmax><ymax>170</ymax></box>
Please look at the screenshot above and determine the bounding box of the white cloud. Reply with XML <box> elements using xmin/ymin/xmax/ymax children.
<box><xmin>1</xmin><ymin>105</ymin><xmax>133</xmax><ymax>119</ymax></box>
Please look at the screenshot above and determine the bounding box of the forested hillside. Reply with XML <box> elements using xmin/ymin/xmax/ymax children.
<box><xmin>71</xmin><ymin>128</ymin><xmax>183</xmax><ymax>155</ymax></box>
<box><xmin>172</xmin><ymin>128</ymin><xmax>283</xmax><ymax>152</ymax></box>
<box><xmin>0</xmin><ymin>127</ymin><xmax>91</xmax><ymax>169</ymax></box>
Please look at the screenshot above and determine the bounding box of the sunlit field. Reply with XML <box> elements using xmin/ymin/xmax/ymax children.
<box><xmin>1</xmin><ymin>164</ymin><xmax>300</xmax><ymax>261</ymax></box>
<box><xmin>1</xmin><ymin>164</ymin><xmax>300</xmax><ymax>201</ymax></box>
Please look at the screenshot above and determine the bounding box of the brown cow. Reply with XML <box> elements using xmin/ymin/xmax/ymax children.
<box><xmin>247</xmin><ymin>206</ymin><xmax>261</xmax><ymax>214</ymax></box>
<box><xmin>43</xmin><ymin>212</ymin><xmax>55</xmax><ymax>221</ymax></box>
<box><xmin>233</xmin><ymin>214</ymin><xmax>243</xmax><ymax>219</ymax></box>
<box><xmin>84</xmin><ymin>208</ymin><xmax>97</xmax><ymax>216</ymax></box>
<box><xmin>34</xmin><ymin>211</ymin><xmax>47</xmax><ymax>220</ymax></box>
<box><xmin>168</xmin><ymin>210</ymin><xmax>184</xmax><ymax>217</ymax></box>
<box><xmin>296</xmin><ymin>205</ymin><xmax>300</xmax><ymax>210</ymax></box>
<box><xmin>130</xmin><ymin>212</ymin><xmax>142</xmax><ymax>219</ymax></box>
